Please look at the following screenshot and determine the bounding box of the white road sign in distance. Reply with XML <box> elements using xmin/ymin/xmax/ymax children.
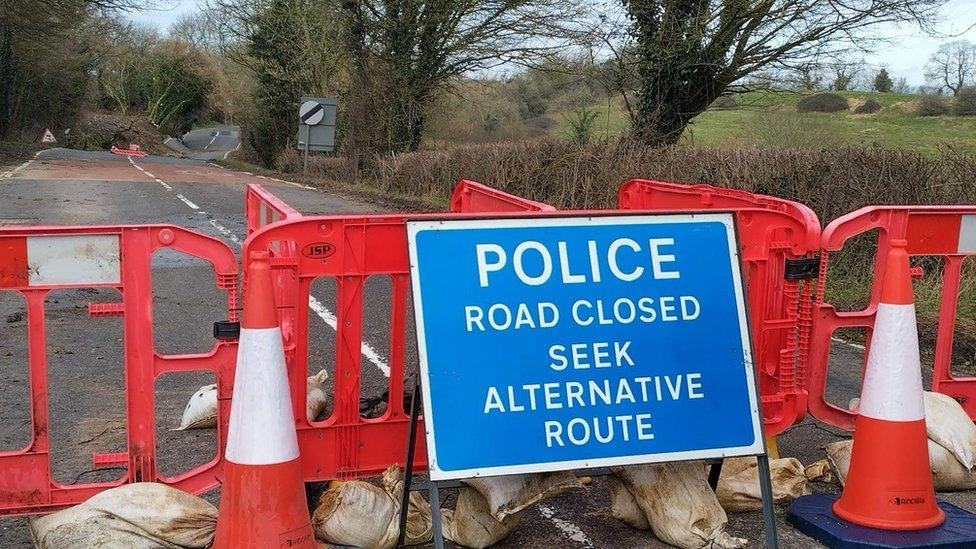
<box><xmin>299</xmin><ymin>100</ymin><xmax>325</xmax><ymax>126</ymax></box>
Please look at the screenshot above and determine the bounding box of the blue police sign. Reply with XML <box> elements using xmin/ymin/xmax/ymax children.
<box><xmin>407</xmin><ymin>214</ymin><xmax>764</xmax><ymax>480</ymax></box>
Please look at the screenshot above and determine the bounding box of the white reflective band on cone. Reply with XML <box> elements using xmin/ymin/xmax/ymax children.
<box><xmin>858</xmin><ymin>303</ymin><xmax>925</xmax><ymax>422</ymax></box>
<box><xmin>225</xmin><ymin>327</ymin><xmax>300</xmax><ymax>464</ymax></box>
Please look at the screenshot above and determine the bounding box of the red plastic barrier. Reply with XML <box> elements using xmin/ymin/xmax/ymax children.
<box><xmin>245</xmin><ymin>183</ymin><xmax>302</xmax><ymax>236</ymax></box>
<box><xmin>244</xmin><ymin>184</ymin><xmax>304</xmax><ymax>356</ymax></box>
<box><xmin>450</xmin><ymin>180</ymin><xmax>556</xmax><ymax>213</ymax></box>
<box><xmin>0</xmin><ymin>225</ymin><xmax>238</xmax><ymax>515</ymax></box>
<box><xmin>808</xmin><ymin>206</ymin><xmax>976</xmax><ymax>429</ymax></box>
<box><xmin>617</xmin><ymin>179</ymin><xmax>822</xmax><ymax>436</ymax></box>
<box><xmin>110</xmin><ymin>144</ymin><xmax>149</xmax><ymax>157</ymax></box>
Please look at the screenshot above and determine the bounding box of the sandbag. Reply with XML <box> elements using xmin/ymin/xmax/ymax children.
<box><xmin>311</xmin><ymin>465</ymin><xmax>431</xmax><ymax>548</ymax></box>
<box><xmin>307</xmin><ymin>369</ymin><xmax>329</xmax><ymax>422</ymax></box>
<box><xmin>442</xmin><ymin>487</ymin><xmax>524</xmax><ymax>549</ymax></box>
<box><xmin>924</xmin><ymin>391</ymin><xmax>976</xmax><ymax>470</ymax></box>
<box><xmin>463</xmin><ymin>471</ymin><xmax>580</xmax><ymax>522</ymax></box>
<box><xmin>174</xmin><ymin>384</ymin><xmax>217</xmax><ymax>430</ymax></box>
<box><xmin>715</xmin><ymin>456</ymin><xmax>810</xmax><ymax>512</ymax></box>
<box><xmin>825</xmin><ymin>439</ymin><xmax>976</xmax><ymax>491</ymax></box>
<box><xmin>607</xmin><ymin>475</ymin><xmax>649</xmax><ymax>530</ymax></box>
<box><xmin>30</xmin><ymin>482</ymin><xmax>216</xmax><ymax>549</ymax></box>
<box><xmin>612</xmin><ymin>463</ymin><xmax>747</xmax><ymax>549</ymax></box>
<box><xmin>174</xmin><ymin>369</ymin><xmax>330</xmax><ymax>430</ymax></box>
<box><xmin>804</xmin><ymin>459</ymin><xmax>835</xmax><ymax>484</ymax></box>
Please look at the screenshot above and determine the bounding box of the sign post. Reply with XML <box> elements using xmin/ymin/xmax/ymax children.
<box><xmin>406</xmin><ymin>213</ymin><xmax>777</xmax><ymax>547</ymax></box>
<box><xmin>296</xmin><ymin>97</ymin><xmax>337</xmax><ymax>175</ymax></box>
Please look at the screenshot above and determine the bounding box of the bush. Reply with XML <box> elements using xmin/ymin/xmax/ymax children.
<box><xmin>952</xmin><ymin>87</ymin><xmax>976</xmax><ymax>116</ymax></box>
<box><xmin>853</xmin><ymin>99</ymin><xmax>882</xmax><ymax>114</ymax></box>
<box><xmin>917</xmin><ymin>94</ymin><xmax>949</xmax><ymax>116</ymax></box>
<box><xmin>710</xmin><ymin>95</ymin><xmax>738</xmax><ymax>110</ymax></box>
<box><xmin>796</xmin><ymin>93</ymin><xmax>849</xmax><ymax>113</ymax></box>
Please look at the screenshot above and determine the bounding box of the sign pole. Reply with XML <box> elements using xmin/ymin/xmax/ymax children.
<box><xmin>757</xmin><ymin>453</ymin><xmax>780</xmax><ymax>548</ymax></box>
<box><xmin>302</xmin><ymin>140</ymin><xmax>309</xmax><ymax>176</ymax></box>
<box><xmin>395</xmin><ymin>377</ymin><xmax>421</xmax><ymax>547</ymax></box>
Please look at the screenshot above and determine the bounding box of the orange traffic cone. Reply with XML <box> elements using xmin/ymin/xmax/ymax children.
<box><xmin>832</xmin><ymin>240</ymin><xmax>944</xmax><ymax>530</ymax></box>
<box><xmin>213</xmin><ymin>250</ymin><xmax>316</xmax><ymax>548</ymax></box>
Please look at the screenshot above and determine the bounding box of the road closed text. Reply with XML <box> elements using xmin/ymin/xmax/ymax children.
<box><xmin>462</xmin><ymin>236</ymin><xmax>709</xmax><ymax>448</ymax></box>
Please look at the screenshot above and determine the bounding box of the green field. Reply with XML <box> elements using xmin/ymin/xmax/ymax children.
<box><xmin>551</xmin><ymin>91</ymin><xmax>976</xmax><ymax>155</ymax></box>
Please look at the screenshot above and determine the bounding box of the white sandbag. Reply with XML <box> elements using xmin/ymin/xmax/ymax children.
<box><xmin>442</xmin><ymin>487</ymin><xmax>524</xmax><ymax>549</ymax></box>
<box><xmin>715</xmin><ymin>456</ymin><xmax>810</xmax><ymax>512</ymax></box>
<box><xmin>612</xmin><ymin>463</ymin><xmax>747</xmax><ymax>549</ymax></box>
<box><xmin>607</xmin><ymin>475</ymin><xmax>650</xmax><ymax>530</ymax></box>
<box><xmin>463</xmin><ymin>471</ymin><xmax>580</xmax><ymax>522</ymax></box>
<box><xmin>804</xmin><ymin>459</ymin><xmax>835</xmax><ymax>484</ymax></box>
<box><xmin>173</xmin><ymin>384</ymin><xmax>217</xmax><ymax>430</ymax></box>
<box><xmin>311</xmin><ymin>465</ymin><xmax>431</xmax><ymax>548</ymax></box>
<box><xmin>175</xmin><ymin>369</ymin><xmax>330</xmax><ymax>430</ymax></box>
<box><xmin>307</xmin><ymin>369</ymin><xmax>329</xmax><ymax>422</ymax></box>
<box><xmin>30</xmin><ymin>482</ymin><xmax>216</xmax><ymax>549</ymax></box>
<box><xmin>924</xmin><ymin>391</ymin><xmax>976</xmax><ymax>470</ymax></box>
<box><xmin>825</xmin><ymin>439</ymin><xmax>976</xmax><ymax>491</ymax></box>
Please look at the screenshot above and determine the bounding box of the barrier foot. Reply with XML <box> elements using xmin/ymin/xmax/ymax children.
<box><xmin>788</xmin><ymin>494</ymin><xmax>976</xmax><ymax>548</ymax></box>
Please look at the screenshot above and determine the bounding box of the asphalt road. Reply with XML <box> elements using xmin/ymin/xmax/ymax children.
<box><xmin>0</xmin><ymin>148</ymin><xmax>973</xmax><ymax>548</ymax></box>
<box><xmin>167</xmin><ymin>125</ymin><xmax>241</xmax><ymax>160</ymax></box>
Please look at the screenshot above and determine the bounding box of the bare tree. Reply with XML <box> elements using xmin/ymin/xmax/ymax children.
<box><xmin>925</xmin><ymin>40</ymin><xmax>976</xmax><ymax>96</ymax></box>
<box><xmin>892</xmin><ymin>76</ymin><xmax>912</xmax><ymax>94</ymax></box>
<box><xmin>792</xmin><ymin>63</ymin><xmax>824</xmax><ymax>91</ymax></box>
<box><xmin>341</xmin><ymin>0</ymin><xmax>582</xmax><ymax>152</ymax></box>
<box><xmin>169</xmin><ymin>12</ymin><xmax>220</xmax><ymax>52</ymax></box>
<box><xmin>829</xmin><ymin>59</ymin><xmax>866</xmax><ymax>91</ymax></box>
<box><xmin>612</xmin><ymin>0</ymin><xmax>948</xmax><ymax>145</ymax></box>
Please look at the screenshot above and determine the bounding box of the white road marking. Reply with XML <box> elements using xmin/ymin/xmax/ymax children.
<box><xmin>206</xmin><ymin>134</ymin><xmax>217</xmax><ymax>150</ymax></box>
<box><xmin>223</xmin><ymin>140</ymin><xmax>241</xmax><ymax>159</ymax></box>
<box><xmin>175</xmin><ymin>194</ymin><xmax>200</xmax><ymax>210</ymax></box>
<box><xmin>307</xmin><ymin>296</ymin><xmax>390</xmax><ymax>377</ymax></box>
<box><xmin>832</xmin><ymin>336</ymin><xmax>866</xmax><ymax>350</ymax></box>
<box><xmin>156</xmin><ymin>179</ymin><xmax>172</xmax><ymax>190</ymax></box>
<box><xmin>537</xmin><ymin>504</ymin><xmax>594</xmax><ymax>548</ymax></box>
<box><xmin>143</xmin><ymin>170</ymin><xmax>156</xmax><ymax>178</ymax></box>
<box><xmin>0</xmin><ymin>158</ymin><xmax>34</xmax><ymax>180</ymax></box>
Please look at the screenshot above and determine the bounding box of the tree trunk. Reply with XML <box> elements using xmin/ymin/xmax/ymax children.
<box><xmin>386</xmin><ymin>84</ymin><xmax>428</xmax><ymax>153</ymax></box>
<box><xmin>630</xmin><ymin>69</ymin><xmax>723</xmax><ymax>146</ymax></box>
<box><xmin>0</xmin><ymin>23</ymin><xmax>13</xmax><ymax>138</ymax></box>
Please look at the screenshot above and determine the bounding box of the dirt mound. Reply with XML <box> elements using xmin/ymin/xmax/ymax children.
<box><xmin>852</xmin><ymin>99</ymin><xmax>882</xmax><ymax>115</ymax></box>
<box><xmin>797</xmin><ymin>93</ymin><xmax>849</xmax><ymax>113</ymax></box>
<box><xmin>64</xmin><ymin>111</ymin><xmax>173</xmax><ymax>156</ymax></box>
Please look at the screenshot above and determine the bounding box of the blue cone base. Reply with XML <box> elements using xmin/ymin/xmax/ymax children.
<box><xmin>787</xmin><ymin>494</ymin><xmax>976</xmax><ymax>548</ymax></box>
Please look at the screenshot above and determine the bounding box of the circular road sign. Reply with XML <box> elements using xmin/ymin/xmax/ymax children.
<box><xmin>300</xmin><ymin>100</ymin><xmax>325</xmax><ymax>125</ymax></box>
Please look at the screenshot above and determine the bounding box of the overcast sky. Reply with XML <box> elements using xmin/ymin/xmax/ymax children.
<box><xmin>129</xmin><ymin>0</ymin><xmax>976</xmax><ymax>86</ymax></box>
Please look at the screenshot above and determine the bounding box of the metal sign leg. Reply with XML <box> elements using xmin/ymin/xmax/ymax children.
<box><xmin>397</xmin><ymin>378</ymin><xmax>422</xmax><ymax>547</ymax></box>
<box><xmin>430</xmin><ymin>481</ymin><xmax>445</xmax><ymax>549</ymax></box>
<box><xmin>757</xmin><ymin>454</ymin><xmax>780</xmax><ymax>548</ymax></box>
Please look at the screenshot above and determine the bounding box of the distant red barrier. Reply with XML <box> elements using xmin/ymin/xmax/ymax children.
<box><xmin>110</xmin><ymin>144</ymin><xmax>149</xmax><ymax>157</ymax></box>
